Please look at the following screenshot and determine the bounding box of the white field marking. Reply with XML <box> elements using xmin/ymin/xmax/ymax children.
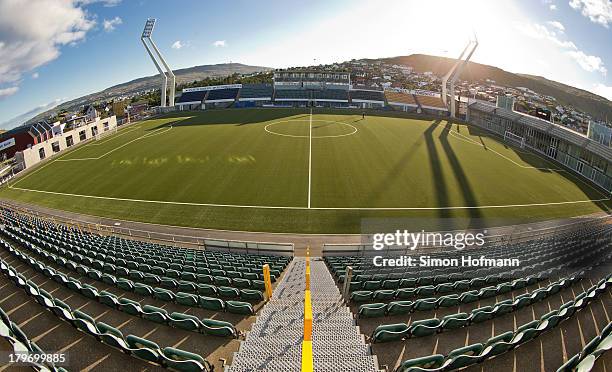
<box><xmin>89</xmin><ymin>126</ymin><xmax>140</xmax><ymax>146</ymax></box>
<box><xmin>8</xmin><ymin>118</ymin><xmax>610</xmax><ymax>211</ymax></box>
<box><xmin>448</xmin><ymin>128</ymin><xmax>566</xmax><ymax>171</ymax></box>
<box><xmin>448</xmin><ymin>127</ymin><xmax>610</xmax><ymax>199</ymax></box>
<box><xmin>56</xmin><ymin>126</ymin><xmax>173</xmax><ymax>162</ymax></box>
<box><xmin>7</xmin><ymin>185</ymin><xmax>610</xmax><ymax>210</ymax></box>
<box><xmin>308</xmin><ymin>109</ymin><xmax>313</xmax><ymax>209</ymax></box>
<box><xmin>264</xmin><ymin>120</ymin><xmax>358</xmax><ymax>138</ymax></box>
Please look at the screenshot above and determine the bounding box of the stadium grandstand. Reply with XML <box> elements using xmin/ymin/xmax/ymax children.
<box><xmin>385</xmin><ymin>90</ymin><xmax>420</xmax><ymax>112</ymax></box>
<box><xmin>0</xmin><ymin>19</ymin><xmax>610</xmax><ymax>372</ymax></box>
<box><xmin>236</xmin><ymin>84</ymin><xmax>274</xmax><ymax>107</ymax></box>
<box><xmin>349</xmin><ymin>89</ymin><xmax>386</xmax><ymax>108</ymax></box>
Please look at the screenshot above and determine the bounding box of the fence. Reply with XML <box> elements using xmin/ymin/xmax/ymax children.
<box><xmin>0</xmin><ymin>201</ymin><xmax>294</xmax><ymax>256</ymax></box>
<box><xmin>321</xmin><ymin>216</ymin><xmax>610</xmax><ymax>256</ymax></box>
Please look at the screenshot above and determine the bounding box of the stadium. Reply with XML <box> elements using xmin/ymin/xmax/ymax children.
<box><xmin>0</xmin><ymin>10</ymin><xmax>610</xmax><ymax>372</ymax></box>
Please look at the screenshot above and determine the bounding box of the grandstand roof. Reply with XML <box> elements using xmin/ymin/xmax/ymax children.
<box><xmin>415</xmin><ymin>95</ymin><xmax>446</xmax><ymax>110</ymax></box>
<box><xmin>176</xmin><ymin>90</ymin><xmax>206</xmax><ymax>104</ymax></box>
<box><xmin>384</xmin><ymin>91</ymin><xmax>418</xmax><ymax>106</ymax></box>
<box><xmin>350</xmin><ymin>90</ymin><xmax>385</xmax><ymax>103</ymax></box>
<box><xmin>469</xmin><ymin>101</ymin><xmax>612</xmax><ymax>160</ymax></box>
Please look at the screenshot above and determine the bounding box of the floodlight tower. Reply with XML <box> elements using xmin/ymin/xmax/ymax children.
<box><xmin>141</xmin><ymin>18</ymin><xmax>176</xmax><ymax>107</ymax></box>
<box><xmin>441</xmin><ymin>36</ymin><xmax>478</xmax><ymax>118</ymax></box>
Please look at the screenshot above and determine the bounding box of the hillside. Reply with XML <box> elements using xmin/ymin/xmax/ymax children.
<box><xmin>382</xmin><ymin>54</ymin><xmax>612</xmax><ymax>120</ymax></box>
<box><xmin>23</xmin><ymin>63</ymin><xmax>272</xmax><ymax>125</ymax></box>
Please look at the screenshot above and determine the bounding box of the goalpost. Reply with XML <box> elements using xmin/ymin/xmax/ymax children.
<box><xmin>504</xmin><ymin>130</ymin><xmax>525</xmax><ymax>148</ymax></box>
<box><xmin>95</xmin><ymin>126</ymin><xmax>118</xmax><ymax>141</ymax></box>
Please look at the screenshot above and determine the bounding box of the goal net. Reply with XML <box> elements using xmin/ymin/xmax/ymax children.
<box><xmin>504</xmin><ymin>131</ymin><xmax>525</xmax><ymax>148</ymax></box>
<box><xmin>95</xmin><ymin>126</ymin><xmax>117</xmax><ymax>141</ymax></box>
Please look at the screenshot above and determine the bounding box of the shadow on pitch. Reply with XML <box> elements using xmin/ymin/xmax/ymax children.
<box><xmin>464</xmin><ymin>125</ymin><xmax>611</xmax><ymax>213</ymax></box>
<box><xmin>147</xmin><ymin>108</ymin><xmax>311</xmax><ymax>129</ymax></box>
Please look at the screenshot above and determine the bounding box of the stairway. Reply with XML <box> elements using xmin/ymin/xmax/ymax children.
<box><xmin>309</xmin><ymin>258</ymin><xmax>380</xmax><ymax>372</ymax></box>
<box><xmin>227</xmin><ymin>258</ymin><xmax>306</xmax><ymax>371</ymax></box>
<box><xmin>227</xmin><ymin>257</ymin><xmax>380</xmax><ymax>371</ymax></box>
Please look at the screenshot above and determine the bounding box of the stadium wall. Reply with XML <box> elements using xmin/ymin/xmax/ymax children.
<box><xmin>468</xmin><ymin>103</ymin><xmax>612</xmax><ymax>193</ymax></box>
<box><xmin>15</xmin><ymin>116</ymin><xmax>117</xmax><ymax>171</ymax></box>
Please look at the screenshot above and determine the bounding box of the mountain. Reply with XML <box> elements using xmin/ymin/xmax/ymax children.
<box><xmin>17</xmin><ymin>63</ymin><xmax>272</xmax><ymax>127</ymax></box>
<box><xmin>381</xmin><ymin>54</ymin><xmax>612</xmax><ymax>120</ymax></box>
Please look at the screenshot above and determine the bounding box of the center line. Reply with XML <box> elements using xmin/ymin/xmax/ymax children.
<box><xmin>308</xmin><ymin>108</ymin><xmax>313</xmax><ymax>209</ymax></box>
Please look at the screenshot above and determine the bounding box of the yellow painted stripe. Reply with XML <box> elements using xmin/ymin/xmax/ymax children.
<box><xmin>304</xmin><ymin>290</ymin><xmax>312</xmax><ymax>341</ymax></box>
<box><xmin>301</xmin><ymin>340</ymin><xmax>313</xmax><ymax>372</ymax></box>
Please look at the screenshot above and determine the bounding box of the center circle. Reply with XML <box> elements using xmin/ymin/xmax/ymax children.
<box><xmin>264</xmin><ymin>119</ymin><xmax>358</xmax><ymax>138</ymax></box>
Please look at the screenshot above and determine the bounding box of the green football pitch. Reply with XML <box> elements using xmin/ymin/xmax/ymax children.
<box><xmin>1</xmin><ymin>108</ymin><xmax>609</xmax><ymax>233</ymax></box>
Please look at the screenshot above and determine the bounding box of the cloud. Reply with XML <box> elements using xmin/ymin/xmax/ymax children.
<box><xmin>569</xmin><ymin>0</ymin><xmax>612</xmax><ymax>28</ymax></box>
<box><xmin>0</xmin><ymin>87</ymin><xmax>19</xmax><ymax>100</ymax></box>
<box><xmin>515</xmin><ymin>22</ymin><xmax>575</xmax><ymax>48</ymax></box>
<box><xmin>77</xmin><ymin>0</ymin><xmax>121</xmax><ymax>7</ymax></box>
<box><xmin>547</xmin><ymin>20</ymin><xmax>565</xmax><ymax>32</ymax></box>
<box><xmin>31</xmin><ymin>72</ymin><xmax>39</xmax><ymax>79</ymax></box>
<box><xmin>550</xmin><ymin>4</ymin><xmax>557</xmax><ymax>10</ymax></box>
<box><xmin>566</xmin><ymin>50</ymin><xmax>607</xmax><ymax>75</ymax></box>
<box><xmin>212</xmin><ymin>40</ymin><xmax>226</xmax><ymax>47</ymax></box>
<box><xmin>516</xmin><ymin>22</ymin><xmax>607</xmax><ymax>75</ymax></box>
<box><xmin>0</xmin><ymin>98</ymin><xmax>66</xmax><ymax>130</ymax></box>
<box><xmin>171</xmin><ymin>40</ymin><xmax>184</xmax><ymax>49</ymax></box>
<box><xmin>592</xmin><ymin>83</ymin><xmax>612</xmax><ymax>100</ymax></box>
<box><xmin>0</xmin><ymin>0</ymin><xmax>95</xmax><ymax>88</ymax></box>
<box><xmin>103</xmin><ymin>16</ymin><xmax>122</xmax><ymax>32</ymax></box>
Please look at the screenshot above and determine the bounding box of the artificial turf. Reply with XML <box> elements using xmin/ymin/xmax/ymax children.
<box><xmin>1</xmin><ymin>108</ymin><xmax>609</xmax><ymax>233</ymax></box>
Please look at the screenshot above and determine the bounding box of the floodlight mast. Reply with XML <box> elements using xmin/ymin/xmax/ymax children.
<box><xmin>141</xmin><ymin>18</ymin><xmax>175</xmax><ymax>107</ymax></box>
<box><xmin>442</xmin><ymin>36</ymin><xmax>478</xmax><ymax>118</ymax></box>
<box><xmin>148</xmin><ymin>38</ymin><xmax>176</xmax><ymax>106</ymax></box>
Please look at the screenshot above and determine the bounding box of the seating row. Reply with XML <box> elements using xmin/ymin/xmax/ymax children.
<box><xmin>0</xmin><ymin>257</ymin><xmax>214</xmax><ymax>372</ymax></box>
<box><xmin>393</xmin><ymin>276</ymin><xmax>611</xmax><ymax>371</ymax></box>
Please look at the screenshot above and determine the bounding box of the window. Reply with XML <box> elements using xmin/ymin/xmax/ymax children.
<box><xmin>38</xmin><ymin>148</ymin><xmax>45</xmax><ymax>160</ymax></box>
<box><xmin>66</xmin><ymin>135</ymin><xmax>74</xmax><ymax>147</ymax></box>
<box><xmin>91</xmin><ymin>126</ymin><xmax>98</xmax><ymax>137</ymax></box>
<box><xmin>51</xmin><ymin>141</ymin><xmax>60</xmax><ymax>153</ymax></box>
<box><xmin>103</xmin><ymin>122</ymin><xmax>110</xmax><ymax>131</ymax></box>
<box><xmin>79</xmin><ymin>130</ymin><xmax>86</xmax><ymax>141</ymax></box>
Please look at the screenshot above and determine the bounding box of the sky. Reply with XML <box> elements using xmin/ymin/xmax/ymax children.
<box><xmin>0</xmin><ymin>0</ymin><xmax>611</xmax><ymax>128</ymax></box>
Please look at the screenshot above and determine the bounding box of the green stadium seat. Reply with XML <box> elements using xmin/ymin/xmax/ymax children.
<box><xmin>97</xmin><ymin>322</ymin><xmax>128</xmax><ymax>350</ymax></box>
<box><xmin>153</xmin><ymin>287</ymin><xmax>176</xmax><ymax>302</ymax></box>
<box><xmin>441</xmin><ymin>312</ymin><xmax>470</xmax><ymax>330</ymax></box>
<box><xmin>142</xmin><ymin>304</ymin><xmax>169</xmax><ymax>324</ymax></box>
<box><xmin>412</xmin><ymin>298</ymin><xmax>437</xmax><ymax>311</ymax></box>
<box><xmin>176</xmin><ymin>292</ymin><xmax>199</xmax><ymax>306</ymax></box>
<box><xmin>372</xmin><ymin>289</ymin><xmax>395</xmax><ymax>301</ymax></box>
<box><xmin>72</xmin><ymin>310</ymin><xmax>99</xmax><ymax>336</ymax></box>
<box><xmin>226</xmin><ymin>301</ymin><xmax>254</xmax><ymax>315</ymax></box>
<box><xmin>444</xmin><ymin>343</ymin><xmax>484</xmax><ymax>369</ymax></box>
<box><xmin>199</xmin><ymin>296</ymin><xmax>225</xmax><ymax>311</ymax></box>
<box><xmin>395</xmin><ymin>288</ymin><xmax>417</xmax><ymax>299</ymax></box>
<box><xmin>125</xmin><ymin>335</ymin><xmax>162</xmax><ymax>363</ymax></box>
<box><xmin>201</xmin><ymin>319</ymin><xmax>237</xmax><ymax>337</ymax></box>
<box><xmin>350</xmin><ymin>291</ymin><xmax>372</xmax><ymax>302</ymax></box>
<box><xmin>240</xmin><ymin>289</ymin><xmax>264</xmax><ymax>301</ymax></box>
<box><xmin>371</xmin><ymin>323</ymin><xmax>409</xmax><ymax>343</ymax></box>
<box><xmin>118</xmin><ymin>298</ymin><xmax>142</xmax><ymax>316</ymax></box>
<box><xmin>480</xmin><ymin>331</ymin><xmax>514</xmax><ymax>359</ymax></box>
<box><xmin>168</xmin><ymin>312</ymin><xmax>202</xmax><ymax>332</ymax></box>
<box><xmin>396</xmin><ymin>354</ymin><xmax>445</xmax><ymax>372</ymax></box>
<box><xmin>161</xmin><ymin>347</ymin><xmax>206</xmax><ymax>372</ymax></box>
<box><xmin>387</xmin><ymin>301</ymin><xmax>413</xmax><ymax>316</ymax></box>
<box><xmin>358</xmin><ymin>303</ymin><xmax>387</xmax><ymax>318</ymax></box>
<box><xmin>409</xmin><ymin>318</ymin><xmax>441</xmax><ymax>337</ymax></box>
<box><xmin>218</xmin><ymin>286</ymin><xmax>240</xmax><ymax>299</ymax></box>
<box><xmin>437</xmin><ymin>294</ymin><xmax>460</xmax><ymax>308</ymax></box>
